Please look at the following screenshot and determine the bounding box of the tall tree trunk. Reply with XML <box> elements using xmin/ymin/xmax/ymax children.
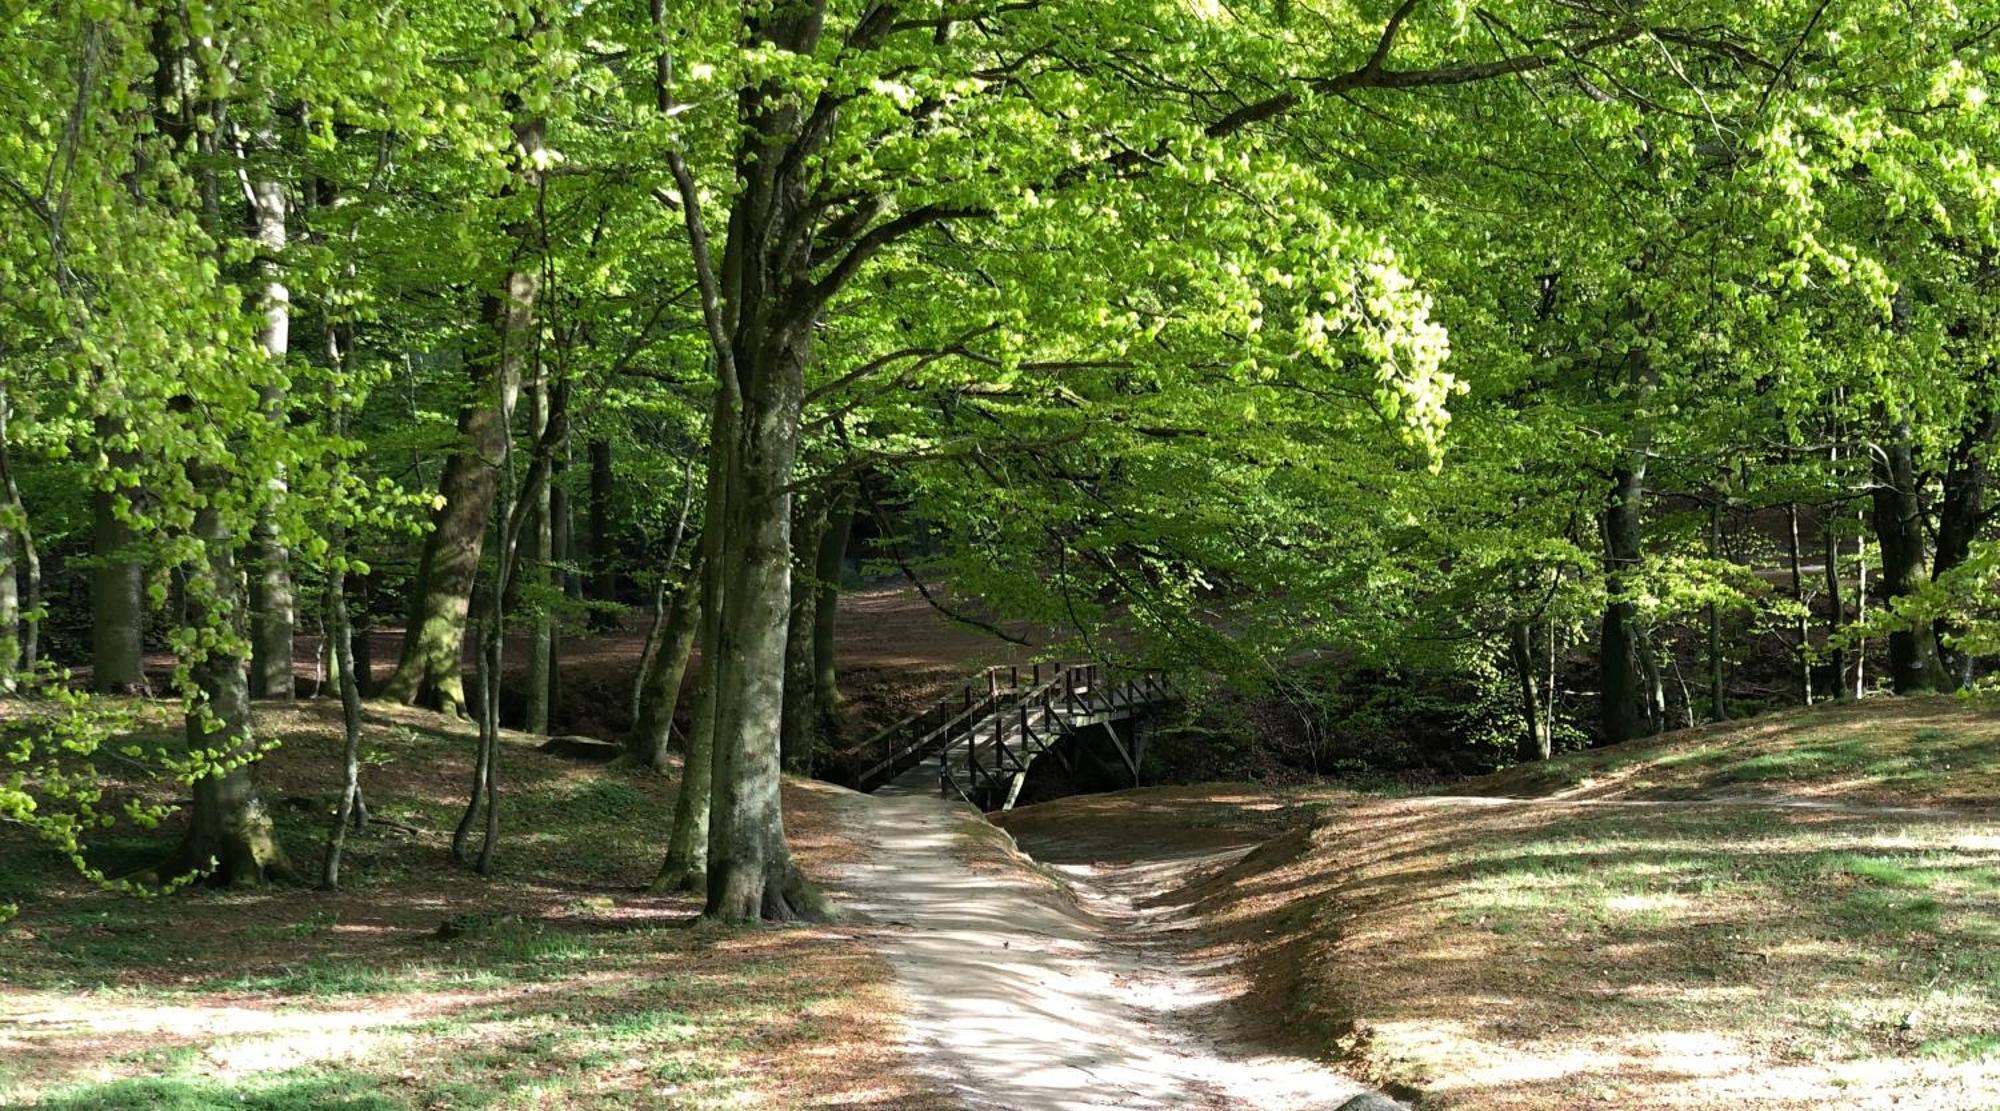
<box><xmin>1787</xmin><ymin>501</ymin><xmax>1813</xmax><ymax>705</ymax></box>
<box><xmin>522</xmin><ymin>372</ymin><xmax>555</xmax><ymax>734</ymax></box>
<box><xmin>703</xmin><ymin>357</ymin><xmax>814</xmax><ymax>921</ymax></box>
<box><xmin>246</xmin><ymin>156</ymin><xmax>294</xmax><ymax>701</ymax></box>
<box><xmin>1706</xmin><ymin>498</ymin><xmax>1726</xmax><ymax>722</ymax></box>
<box><xmin>1934</xmin><ymin>393</ymin><xmax>1995</xmax><ymax>688</ymax></box>
<box><xmin>587</xmin><ymin>438</ymin><xmax>616</xmax><ymax>627</ymax></box>
<box><xmin>552</xmin><ymin>450</ymin><xmax>583</xmax><ymax>602</ymax></box>
<box><xmin>319</xmin><ymin>537</ymin><xmax>367</xmax><ymax>889</ymax></box>
<box><xmin>1822</xmin><ymin>478</ymin><xmax>1848</xmax><ymax>698</ymax></box>
<box><xmin>0</xmin><ymin>388</ymin><xmax>20</xmax><ymax>693</ymax></box>
<box><xmin>781</xmin><ymin>494</ymin><xmax>827</xmax><ymax>776</ymax></box>
<box><xmin>812</xmin><ymin>483</ymin><xmax>853</xmax><ymax>727</ymax></box>
<box><xmin>631</xmin><ymin>571</ymin><xmax>701</xmax><ymax>773</ymax></box>
<box><xmin>1869</xmin><ymin>424</ymin><xmax>1950</xmax><ymax>694</ymax></box>
<box><xmin>655</xmin><ymin>429</ymin><xmax>728</xmax><ymax>895</ymax></box>
<box><xmin>383</xmin><ymin>105</ymin><xmax>543</xmax><ymax>714</ymax></box>
<box><xmin>1854</xmin><ymin>516</ymin><xmax>1870</xmax><ymax>698</ymax></box>
<box><xmin>171</xmin><ymin>471</ymin><xmax>291</xmax><ymax>886</ymax></box>
<box><xmin>1599</xmin><ymin>456</ymin><xmax>1649</xmax><ymax>744</ymax></box>
<box><xmin>92</xmin><ymin>418</ymin><xmax>147</xmax><ymax>695</ymax></box>
<box><xmin>1509</xmin><ymin>620</ymin><xmax>1548</xmax><ymax>762</ymax></box>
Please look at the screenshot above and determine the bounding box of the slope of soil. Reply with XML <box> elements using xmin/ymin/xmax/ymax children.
<box><xmin>1004</xmin><ymin>704</ymin><xmax>2000</xmax><ymax>1109</ymax></box>
<box><xmin>0</xmin><ymin>700</ymin><xmax>935</xmax><ymax>1108</ymax></box>
<box><xmin>1452</xmin><ymin>695</ymin><xmax>2000</xmax><ymax>810</ymax></box>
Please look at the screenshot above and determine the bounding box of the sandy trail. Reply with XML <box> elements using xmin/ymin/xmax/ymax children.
<box><xmin>832</xmin><ymin>793</ymin><xmax>1381</xmax><ymax>1110</ymax></box>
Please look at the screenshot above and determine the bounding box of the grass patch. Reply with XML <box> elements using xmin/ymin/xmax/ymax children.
<box><xmin>1453</xmin><ymin>695</ymin><xmax>2000</xmax><ymax>808</ymax></box>
<box><xmin>27</xmin><ymin>1068</ymin><xmax>398</xmax><ymax>1110</ymax></box>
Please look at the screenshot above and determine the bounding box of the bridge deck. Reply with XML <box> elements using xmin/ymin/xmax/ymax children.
<box><xmin>855</xmin><ymin>665</ymin><xmax>1172</xmax><ymax>809</ymax></box>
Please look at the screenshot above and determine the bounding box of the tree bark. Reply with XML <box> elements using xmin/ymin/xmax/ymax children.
<box><xmin>654</xmin><ymin>432</ymin><xmax>728</xmax><ymax>896</ymax></box>
<box><xmin>1509</xmin><ymin>620</ymin><xmax>1548</xmax><ymax>762</ymax></box>
<box><xmin>91</xmin><ymin>418</ymin><xmax>147</xmax><ymax>695</ymax></box>
<box><xmin>1869</xmin><ymin>424</ymin><xmax>1951</xmax><ymax>694</ymax></box>
<box><xmin>631</xmin><ymin>571</ymin><xmax>701</xmax><ymax>773</ymax></box>
<box><xmin>171</xmin><ymin>473</ymin><xmax>291</xmax><ymax>886</ymax></box>
<box><xmin>812</xmin><ymin>483</ymin><xmax>854</xmax><ymax>727</ymax></box>
<box><xmin>522</xmin><ymin>371</ymin><xmax>555</xmax><ymax>734</ymax></box>
<box><xmin>587</xmin><ymin>438</ymin><xmax>616</xmax><ymax>627</ymax></box>
<box><xmin>246</xmin><ymin>154</ymin><xmax>294</xmax><ymax>702</ymax></box>
<box><xmin>1706</xmin><ymin>498</ymin><xmax>1726</xmax><ymax>722</ymax></box>
<box><xmin>1934</xmin><ymin>393</ymin><xmax>1995</xmax><ymax>688</ymax></box>
<box><xmin>383</xmin><ymin>107</ymin><xmax>543</xmax><ymax>714</ymax></box>
<box><xmin>0</xmin><ymin>388</ymin><xmax>20</xmax><ymax>693</ymax></box>
<box><xmin>781</xmin><ymin>494</ymin><xmax>827</xmax><ymax>776</ymax></box>
<box><xmin>1822</xmin><ymin>465</ymin><xmax>1848</xmax><ymax>698</ymax></box>
<box><xmin>319</xmin><ymin>537</ymin><xmax>367</xmax><ymax>890</ymax></box>
<box><xmin>1599</xmin><ymin>456</ymin><xmax>1649</xmax><ymax>744</ymax></box>
<box><xmin>1787</xmin><ymin>501</ymin><xmax>1813</xmax><ymax>705</ymax></box>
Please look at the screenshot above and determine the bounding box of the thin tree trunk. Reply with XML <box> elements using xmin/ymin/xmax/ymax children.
<box><xmin>0</xmin><ymin>389</ymin><xmax>18</xmax><ymax>693</ymax></box>
<box><xmin>1855</xmin><ymin>514</ymin><xmax>1870</xmax><ymax>698</ymax></box>
<box><xmin>1869</xmin><ymin>425</ymin><xmax>1950</xmax><ymax>694</ymax></box>
<box><xmin>631</xmin><ymin>571</ymin><xmax>701</xmax><ymax>773</ymax></box>
<box><xmin>522</xmin><ymin>371</ymin><xmax>554</xmax><ymax>734</ymax></box>
<box><xmin>1509</xmin><ymin>620</ymin><xmax>1548</xmax><ymax>762</ymax></box>
<box><xmin>1787</xmin><ymin>501</ymin><xmax>1813</xmax><ymax>705</ymax></box>
<box><xmin>587</xmin><ymin>438</ymin><xmax>616</xmax><ymax>627</ymax></box>
<box><xmin>812</xmin><ymin>483</ymin><xmax>854</xmax><ymax>727</ymax></box>
<box><xmin>1706</xmin><ymin>498</ymin><xmax>1726</xmax><ymax>722</ymax></box>
<box><xmin>631</xmin><ymin>580</ymin><xmax>667</xmax><ymax>728</ymax></box>
<box><xmin>1823</xmin><ymin>461</ymin><xmax>1847</xmax><ymax>698</ymax></box>
<box><xmin>384</xmin><ymin>105</ymin><xmax>543</xmax><ymax>714</ymax></box>
<box><xmin>655</xmin><ymin>426</ymin><xmax>728</xmax><ymax>896</ymax></box>
<box><xmin>246</xmin><ymin>153</ymin><xmax>294</xmax><ymax>702</ymax></box>
<box><xmin>781</xmin><ymin>495</ymin><xmax>827</xmax><ymax>776</ymax></box>
<box><xmin>1599</xmin><ymin>456</ymin><xmax>1649</xmax><ymax>744</ymax></box>
<box><xmin>319</xmin><ymin>538</ymin><xmax>367</xmax><ymax>890</ymax></box>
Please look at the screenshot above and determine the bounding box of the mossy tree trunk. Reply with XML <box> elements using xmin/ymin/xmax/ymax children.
<box><xmin>384</xmin><ymin>100</ymin><xmax>542</xmax><ymax>715</ymax></box>
<box><xmin>91</xmin><ymin>417</ymin><xmax>147</xmax><ymax>695</ymax></box>
<box><xmin>523</xmin><ymin>370</ymin><xmax>556</xmax><ymax>734</ymax></box>
<box><xmin>173</xmin><ymin>474</ymin><xmax>292</xmax><ymax>886</ymax></box>
<box><xmin>631</xmin><ymin>570</ymin><xmax>701</xmax><ymax>773</ymax></box>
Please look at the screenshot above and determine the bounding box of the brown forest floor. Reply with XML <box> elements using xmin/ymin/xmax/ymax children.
<box><xmin>1</xmin><ymin>578</ymin><xmax>1045</xmax><ymax>1109</ymax></box>
<box><xmin>0</xmin><ymin>699</ymin><xmax>961</xmax><ymax>1108</ymax></box>
<box><xmin>1000</xmin><ymin>701</ymin><xmax>2000</xmax><ymax>1110</ymax></box>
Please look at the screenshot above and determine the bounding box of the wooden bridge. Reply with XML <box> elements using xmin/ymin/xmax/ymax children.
<box><xmin>851</xmin><ymin>662</ymin><xmax>1175</xmax><ymax>810</ymax></box>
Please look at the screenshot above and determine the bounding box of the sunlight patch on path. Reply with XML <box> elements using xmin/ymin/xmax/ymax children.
<box><xmin>834</xmin><ymin>794</ymin><xmax>1378</xmax><ymax>1110</ymax></box>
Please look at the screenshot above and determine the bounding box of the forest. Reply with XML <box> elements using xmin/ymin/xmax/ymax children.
<box><xmin>2</xmin><ymin>0</ymin><xmax>1999</xmax><ymax>1108</ymax></box>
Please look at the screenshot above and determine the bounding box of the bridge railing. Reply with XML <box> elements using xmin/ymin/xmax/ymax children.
<box><xmin>851</xmin><ymin>661</ymin><xmax>1175</xmax><ymax>796</ymax></box>
<box><xmin>852</xmin><ymin>663</ymin><xmax>1050</xmax><ymax>790</ymax></box>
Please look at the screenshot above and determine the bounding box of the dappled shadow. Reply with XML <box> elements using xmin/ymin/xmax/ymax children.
<box><xmin>830</xmin><ymin>792</ymin><xmax>1378</xmax><ymax>1110</ymax></box>
<box><xmin>0</xmin><ymin>698</ymin><xmax>931</xmax><ymax>1107</ymax></box>
<box><xmin>1181</xmin><ymin>793</ymin><xmax>2000</xmax><ymax>1108</ymax></box>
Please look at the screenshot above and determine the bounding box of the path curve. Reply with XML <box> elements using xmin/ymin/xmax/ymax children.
<box><xmin>833</xmin><ymin>793</ymin><xmax>1380</xmax><ymax>1110</ymax></box>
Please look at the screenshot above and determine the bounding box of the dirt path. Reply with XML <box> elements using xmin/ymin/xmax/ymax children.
<box><xmin>832</xmin><ymin>793</ymin><xmax>1383</xmax><ymax>1110</ymax></box>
